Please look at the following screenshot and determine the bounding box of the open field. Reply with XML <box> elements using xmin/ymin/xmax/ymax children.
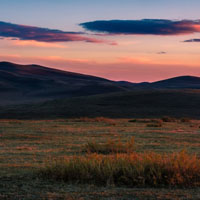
<box><xmin>1</xmin><ymin>118</ymin><xmax>200</xmax><ymax>199</ymax></box>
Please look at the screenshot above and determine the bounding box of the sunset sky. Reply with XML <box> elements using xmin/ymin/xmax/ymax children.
<box><xmin>0</xmin><ymin>0</ymin><xmax>200</xmax><ymax>82</ymax></box>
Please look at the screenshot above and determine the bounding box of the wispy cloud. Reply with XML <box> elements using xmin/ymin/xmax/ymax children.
<box><xmin>0</xmin><ymin>21</ymin><xmax>114</xmax><ymax>44</ymax></box>
<box><xmin>157</xmin><ymin>51</ymin><xmax>167</xmax><ymax>54</ymax></box>
<box><xmin>80</xmin><ymin>19</ymin><xmax>200</xmax><ymax>35</ymax></box>
<box><xmin>12</xmin><ymin>39</ymin><xmax>67</xmax><ymax>48</ymax></box>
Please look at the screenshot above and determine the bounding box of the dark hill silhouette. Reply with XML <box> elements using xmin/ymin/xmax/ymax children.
<box><xmin>0</xmin><ymin>61</ymin><xmax>128</xmax><ymax>104</ymax></box>
<box><xmin>126</xmin><ymin>76</ymin><xmax>200</xmax><ymax>90</ymax></box>
<box><xmin>1</xmin><ymin>61</ymin><xmax>200</xmax><ymax>116</ymax></box>
<box><xmin>151</xmin><ymin>76</ymin><xmax>200</xmax><ymax>89</ymax></box>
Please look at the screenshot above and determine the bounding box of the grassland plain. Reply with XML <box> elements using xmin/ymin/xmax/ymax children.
<box><xmin>1</xmin><ymin>118</ymin><xmax>200</xmax><ymax>199</ymax></box>
<box><xmin>2</xmin><ymin>90</ymin><xmax>200</xmax><ymax>120</ymax></box>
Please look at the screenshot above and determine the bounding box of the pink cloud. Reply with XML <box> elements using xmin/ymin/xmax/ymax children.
<box><xmin>12</xmin><ymin>39</ymin><xmax>67</xmax><ymax>48</ymax></box>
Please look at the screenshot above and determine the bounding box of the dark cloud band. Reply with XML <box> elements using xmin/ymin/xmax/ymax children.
<box><xmin>184</xmin><ymin>38</ymin><xmax>200</xmax><ymax>42</ymax></box>
<box><xmin>80</xmin><ymin>19</ymin><xmax>200</xmax><ymax>35</ymax></box>
<box><xmin>0</xmin><ymin>21</ymin><xmax>106</xmax><ymax>43</ymax></box>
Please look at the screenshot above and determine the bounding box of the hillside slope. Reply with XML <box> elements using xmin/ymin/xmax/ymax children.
<box><xmin>0</xmin><ymin>62</ymin><xmax>128</xmax><ymax>104</ymax></box>
<box><xmin>1</xmin><ymin>89</ymin><xmax>200</xmax><ymax>119</ymax></box>
<box><xmin>151</xmin><ymin>76</ymin><xmax>200</xmax><ymax>89</ymax></box>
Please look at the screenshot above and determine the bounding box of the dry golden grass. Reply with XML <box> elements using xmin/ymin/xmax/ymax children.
<box><xmin>40</xmin><ymin>150</ymin><xmax>200</xmax><ymax>187</ymax></box>
<box><xmin>146</xmin><ymin>121</ymin><xmax>163</xmax><ymax>127</ymax></box>
<box><xmin>82</xmin><ymin>137</ymin><xmax>135</xmax><ymax>154</ymax></box>
<box><xmin>72</xmin><ymin>117</ymin><xmax>116</xmax><ymax>125</ymax></box>
<box><xmin>1</xmin><ymin>118</ymin><xmax>200</xmax><ymax>199</ymax></box>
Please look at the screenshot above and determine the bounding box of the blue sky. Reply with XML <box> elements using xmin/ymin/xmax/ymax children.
<box><xmin>1</xmin><ymin>0</ymin><xmax>200</xmax><ymax>31</ymax></box>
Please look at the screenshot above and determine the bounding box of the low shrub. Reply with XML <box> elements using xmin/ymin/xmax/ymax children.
<box><xmin>147</xmin><ymin>122</ymin><xmax>162</xmax><ymax>127</ymax></box>
<box><xmin>74</xmin><ymin>117</ymin><xmax>116</xmax><ymax>125</ymax></box>
<box><xmin>180</xmin><ymin>118</ymin><xmax>191</xmax><ymax>123</ymax></box>
<box><xmin>39</xmin><ymin>151</ymin><xmax>200</xmax><ymax>187</ymax></box>
<box><xmin>150</xmin><ymin>119</ymin><xmax>163</xmax><ymax>123</ymax></box>
<box><xmin>128</xmin><ymin>119</ymin><xmax>137</xmax><ymax>123</ymax></box>
<box><xmin>129</xmin><ymin>119</ymin><xmax>162</xmax><ymax>123</ymax></box>
<box><xmin>162</xmin><ymin>116</ymin><xmax>176</xmax><ymax>122</ymax></box>
<box><xmin>82</xmin><ymin>137</ymin><xmax>135</xmax><ymax>154</ymax></box>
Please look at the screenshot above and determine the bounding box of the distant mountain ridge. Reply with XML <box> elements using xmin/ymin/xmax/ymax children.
<box><xmin>0</xmin><ymin>61</ymin><xmax>200</xmax><ymax>105</ymax></box>
<box><xmin>151</xmin><ymin>76</ymin><xmax>200</xmax><ymax>89</ymax></box>
<box><xmin>123</xmin><ymin>76</ymin><xmax>200</xmax><ymax>89</ymax></box>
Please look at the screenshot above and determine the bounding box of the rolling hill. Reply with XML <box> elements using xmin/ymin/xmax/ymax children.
<box><xmin>125</xmin><ymin>76</ymin><xmax>200</xmax><ymax>90</ymax></box>
<box><xmin>151</xmin><ymin>76</ymin><xmax>200</xmax><ymax>89</ymax></box>
<box><xmin>1</xmin><ymin>62</ymin><xmax>200</xmax><ymax>106</ymax></box>
<box><xmin>1</xmin><ymin>61</ymin><xmax>200</xmax><ymax>119</ymax></box>
<box><xmin>0</xmin><ymin>61</ymin><xmax>128</xmax><ymax>105</ymax></box>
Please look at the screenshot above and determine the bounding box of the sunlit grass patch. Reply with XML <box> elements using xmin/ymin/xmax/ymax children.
<box><xmin>73</xmin><ymin>117</ymin><xmax>116</xmax><ymax>125</ymax></box>
<box><xmin>82</xmin><ymin>137</ymin><xmax>135</xmax><ymax>154</ymax></box>
<box><xmin>146</xmin><ymin>121</ymin><xmax>163</xmax><ymax>128</ymax></box>
<box><xmin>39</xmin><ymin>150</ymin><xmax>200</xmax><ymax>187</ymax></box>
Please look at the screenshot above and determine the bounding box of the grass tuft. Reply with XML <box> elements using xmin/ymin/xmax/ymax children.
<box><xmin>180</xmin><ymin>118</ymin><xmax>191</xmax><ymax>123</ymax></box>
<box><xmin>162</xmin><ymin>116</ymin><xmax>177</xmax><ymax>122</ymax></box>
<box><xmin>82</xmin><ymin>137</ymin><xmax>135</xmax><ymax>154</ymax></box>
<box><xmin>146</xmin><ymin>122</ymin><xmax>162</xmax><ymax>127</ymax></box>
<box><xmin>74</xmin><ymin>117</ymin><xmax>116</xmax><ymax>125</ymax></box>
<box><xmin>39</xmin><ymin>150</ymin><xmax>200</xmax><ymax>187</ymax></box>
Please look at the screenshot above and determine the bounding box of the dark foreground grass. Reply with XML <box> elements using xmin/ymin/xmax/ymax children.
<box><xmin>39</xmin><ymin>151</ymin><xmax>200</xmax><ymax>187</ymax></box>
